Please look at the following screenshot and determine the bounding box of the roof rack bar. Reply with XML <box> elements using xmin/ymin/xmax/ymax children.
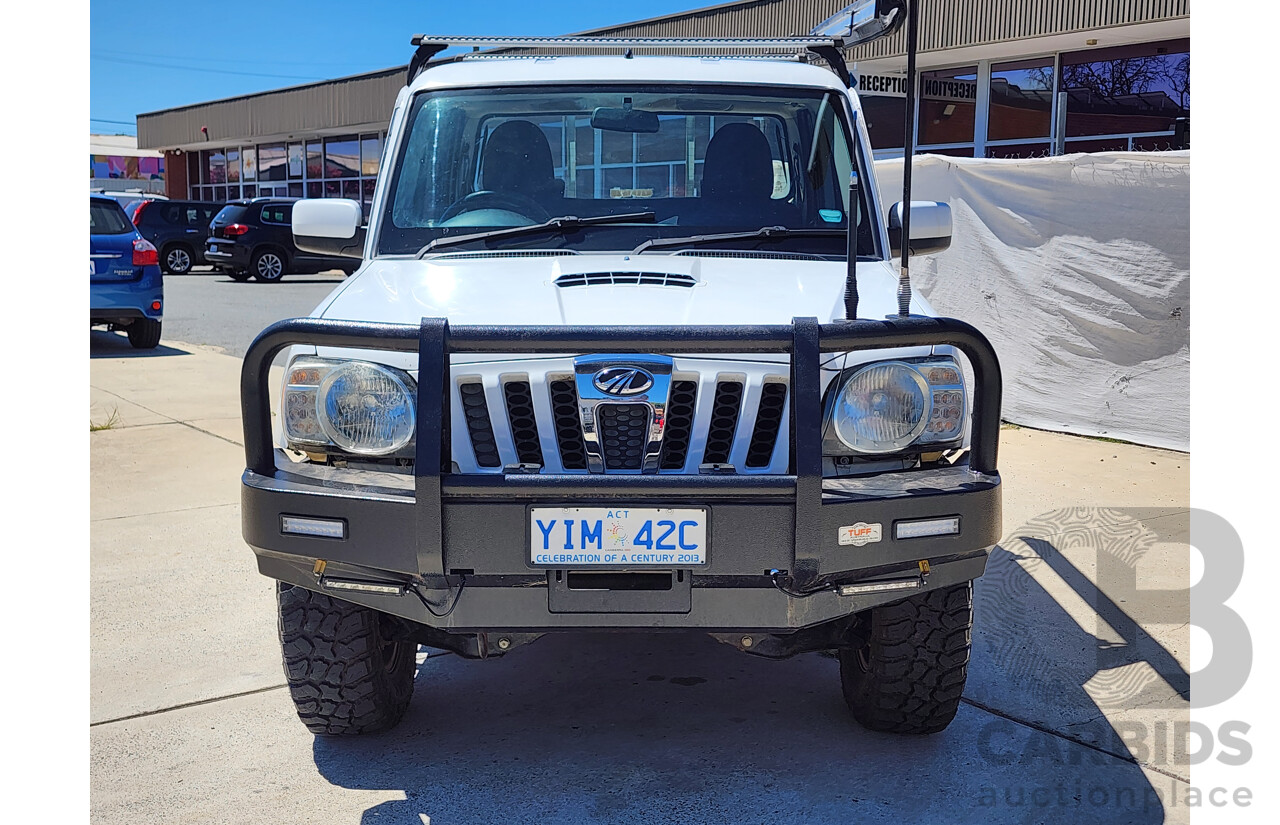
<box><xmin>409</xmin><ymin>35</ymin><xmax>847</xmax><ymax>51</ymax></box>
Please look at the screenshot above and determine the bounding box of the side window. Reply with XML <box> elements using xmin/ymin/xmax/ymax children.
<box><xmin>183</xmin><ymin>207</ymin><xmax>202</xmax><ymax>226</ymax></box>
<box><xmin>260</xmin><ymin>204</ymin><xmax>292</xmax><ymax>225</ymax></box>
<box><xmin>161</xmin><ymin>204</ymin><xmax>183</xmax><ymax>224</ymax></box>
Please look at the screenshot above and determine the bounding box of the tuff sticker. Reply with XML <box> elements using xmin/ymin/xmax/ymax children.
<box><xmin>839</xmin><ymin>522</ymin><xmax>882</xmax><ymax>547</ymax></box>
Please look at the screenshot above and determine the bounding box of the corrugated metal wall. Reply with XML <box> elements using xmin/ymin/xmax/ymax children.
<box><xmin>137</xmin><ymin>68</ymin><xmax>404</xmax><ymax>150</ymax></box>
<box><xmin>137</xmin><ymin>0</ymin><xmax>1188</xmax><ymax>149</ymax></box>
<box><xmin>843</xmin><ymin>0</ymin><xmax>1189</xmax><ymax>60</ymax></box>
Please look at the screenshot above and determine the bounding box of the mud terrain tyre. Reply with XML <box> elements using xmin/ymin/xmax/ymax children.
<box><xmin>277</xmin><ymin>583</ymin><xmax>416</xmax><ymax>735</ymax></box>
<box><xmin>838</xmin><ymin>581</ymin><xmax>972</xmax><ymax>734</ymax></box>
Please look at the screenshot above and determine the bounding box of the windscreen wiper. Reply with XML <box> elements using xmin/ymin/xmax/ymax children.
<box><xmin>631</xmin><ymin>225</ymin><xmax>848</xmax><ymax>254</ymax></box>
<box><xmin>415</xmin><ymin>211</ymin><xmax>656</xmax><ymax>258</ymax></box>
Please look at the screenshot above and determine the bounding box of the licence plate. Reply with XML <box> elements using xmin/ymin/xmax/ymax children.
<box><xmin>530</xmin><ymin>507</ymin><xmax>707</xmax><ymax>566</ymax></box>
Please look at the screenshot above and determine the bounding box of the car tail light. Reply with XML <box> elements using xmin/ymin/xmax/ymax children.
<box><xmin>132</xmin><ymin>238</ymin><xmax>159</xmax><ymax>267</ymax></box>
<box><xmin>131</xmin><ymin>200</ymin><xmax>149</xmax><ymax>226</ymax></box>
<box><xmin>223</xmin><ymin>223</ymin><xmax>249</xmax><ymax>237</ymax></box>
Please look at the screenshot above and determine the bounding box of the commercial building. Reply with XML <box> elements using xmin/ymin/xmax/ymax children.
<box><xmin>90</xmin><ymin>134</ymin><xmax>166</xmax><ymax>194</ymax></box>
<box><xmin>136</xmin><ymin>0</ymin><xmax>1189</xmax><ymax>200</ymax></box>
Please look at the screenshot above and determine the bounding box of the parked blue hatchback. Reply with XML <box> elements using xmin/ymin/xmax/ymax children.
<box><xmin>90</xmin><ymin>195</ymin><xmax>163</xmax><ymax>349</ymax></box>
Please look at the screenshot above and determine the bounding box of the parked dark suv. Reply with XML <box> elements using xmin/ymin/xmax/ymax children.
<box><xmin>206</xmin><ymin>198</ymin><xmax>358</xmax><ymax>282</ymax></box>
<box><xmin>129</xmin><ymin>199</ymin><xmax>223</xmax><ymax>275</ymax></box>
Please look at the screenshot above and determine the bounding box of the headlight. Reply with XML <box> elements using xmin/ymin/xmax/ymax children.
<box><xmin>827</xmin><ymin>357</ymin><xmax>966</xmax><ymax>454</ymax></box>
<box><xmin>283</xmin><ymin>357</ymin><xmax>416</xmax><ymax>456</ymax></box>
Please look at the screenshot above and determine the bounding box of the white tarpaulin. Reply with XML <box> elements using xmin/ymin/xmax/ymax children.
<box><xmin>874</xmin><ymin>152</ymin><xmax>1190</xmax><ymax>452</ymax></box>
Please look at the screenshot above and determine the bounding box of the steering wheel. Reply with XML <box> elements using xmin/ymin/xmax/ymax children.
<box><xmin>439</xmin><ymin>190</ymin><xmax>551</xmax><ymax>224</ymax></box>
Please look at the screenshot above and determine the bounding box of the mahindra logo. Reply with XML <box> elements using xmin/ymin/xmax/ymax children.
<box><xmin>592</xmin><ymin>366</ymin><xmax>655</xmax><ymax>396</ymax></box>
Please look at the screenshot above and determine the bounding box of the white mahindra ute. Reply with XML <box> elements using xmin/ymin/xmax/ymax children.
<box><xmin>240</xmin><ymin>2</ymin><xmax>1003</xmax><ymax>738</ymax></box>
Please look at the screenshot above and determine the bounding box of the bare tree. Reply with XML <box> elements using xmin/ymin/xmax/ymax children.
<box><xmin>1028</xmin><ymin>54</ymin><xmax>1190</xmax><ymax>109</ymax></box>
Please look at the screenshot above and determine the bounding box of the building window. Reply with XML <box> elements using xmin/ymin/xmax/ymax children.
<box><xmin>360</xmin><ymin>134</ymin><xmax>383</xmax><ymax>178</ymax></box>
<box><xmin>917</xmin><ymin>66</ymin><xmax>978</xmax><ymax>153</ymax></box>
<box><xmin>1060</xmin><ymin>39</ymin><xmax>1189</xmax><ymax>152</ymax></box>
<box><xmin>288</xmin><ymin>143</ymin><xmax>304</xmax><ymax>179</ymax></box>
<box><xmin>187</xmin><ymin>133</ymin><xmax>386</xmax><ymax>202</ymax></box>
<box><xmin>242</xmin><ymin>147</ymin><xmax>257</xmax><ymax>181</ymax></box>
<box><xmin>986</xmin><ymin>58</ymin><xmax>1054</xmax><ymax>158</ymax></box>
<box><xmin>259</xmin><ymin>143</ymin><xmax>287</xmax><ymax>181</ymax></box>
<box><xmin>324</xmin><ymin>136</ymin><xmax>360</xmax><ymax>178</ymax></box>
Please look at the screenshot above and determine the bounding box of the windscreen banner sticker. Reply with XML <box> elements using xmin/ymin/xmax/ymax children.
<box><xmin>839</xmin><ymin>522</ymin><xmax>882</xmax><ymax>546</ymax></box>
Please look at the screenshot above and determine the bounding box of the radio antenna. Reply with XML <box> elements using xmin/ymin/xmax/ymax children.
<box><xmin>897</xmin><ymin>0</ymin><xmax>919</xmax><ymax>317</ymax></box>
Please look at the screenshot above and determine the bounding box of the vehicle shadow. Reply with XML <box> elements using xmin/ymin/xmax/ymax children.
<box><xmin>218</xmin><ymin>276</ymin><xmax>346</xmax><ymax>285</ymax></box>
<box><xmin>310</xmin><ymin>511</ymin><xmax>1183</xmax><ymax>825</ymax></box>
<box><xmin>89</xmin><ymin>329</ymin><xmax>190</xmax><ymax>358</ymax></box>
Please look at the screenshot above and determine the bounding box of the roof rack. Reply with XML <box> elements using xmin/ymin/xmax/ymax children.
<box><xmin>407</xmin><ymin>35</ymin><xmax>853</xmax><ymax>85</ymax></box>
<box><xmin>410</xmin><ymin>35</ymin><xmax>848</xmax><ymax>50</ymax></box>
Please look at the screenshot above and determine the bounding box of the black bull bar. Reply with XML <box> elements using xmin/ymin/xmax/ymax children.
<box><xmin>241</xmin><ymin>316</ymin><xmax>1001</xmax><ymax>591</ymax></box>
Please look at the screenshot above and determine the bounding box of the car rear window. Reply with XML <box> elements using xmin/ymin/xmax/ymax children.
<box><xmin>212</xmin><ymin>204</ymin><xmax>250</xmax><ymax>225</ymax></box>
<box><xmin>90</xmin><ymin>199</ymin><xmax>134</xmax><ymax>235</ymax></box>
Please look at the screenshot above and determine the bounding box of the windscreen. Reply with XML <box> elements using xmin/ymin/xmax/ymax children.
<box><xmin>89</xmin><ymin>199</ymin><xmax>134</xmax><ymax>235</ymax></box>
<box><xmin>378</xmin><ymin>84</ymin><xmax>877</xmax><ymax>257</ymax></box>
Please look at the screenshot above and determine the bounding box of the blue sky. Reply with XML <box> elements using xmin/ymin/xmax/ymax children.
<box><xmin>90</xmin><ymin>0</ymin><xmax>704</xmax><ymax>134</ymax></box>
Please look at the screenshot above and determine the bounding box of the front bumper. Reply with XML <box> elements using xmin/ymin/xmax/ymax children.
<box><xmin>241</xmin><ymin>317</ymin><xmax>1003</xmax><ymax>635</ymax></box>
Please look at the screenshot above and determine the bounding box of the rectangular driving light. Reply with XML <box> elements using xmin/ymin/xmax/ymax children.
<box><xmin>894</xmin><ymin>517</ymin><xmax>960</xmax><ymax>540</ymax></box>
<box><xmin>281</xmin><ymin>515</ymin><xmax>346</xmax><ymax>539</ymax></box>
<box><xmin>321</xmin><ymin>577</ymin><xmax>406</xmax><ymax>596</ymax></box>
<box><xmin>837</xmin><ymin>578</ymin><xmax>920</xmax><ymax>596</ymax></box>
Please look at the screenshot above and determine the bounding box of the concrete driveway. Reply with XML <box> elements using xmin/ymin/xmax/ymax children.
<box><xmin>89</xmin><ymin>334</ymin><xmax>1191</xmax><ymax>824</ymax></box>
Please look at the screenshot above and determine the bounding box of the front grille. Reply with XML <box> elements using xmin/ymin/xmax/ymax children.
<box><xmin>597</xmin><ymin>403</ymin><xmax>649</xmax><ymax>471</ymax></box>
<box><xmin>502</xmin><ymin>381</ymin><xmax>544</xmax><ymax>466</ymax></box>
<box><xmin>451</xmin><ymin>365</ymin><xmax>787</xmax><ymax>474</ymax></box>
<box><xmin>703</xmin><ymin>381</ymin><xmax>744</xmax><ymax>465</ymax></box>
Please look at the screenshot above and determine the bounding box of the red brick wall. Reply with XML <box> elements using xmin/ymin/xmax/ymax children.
<box><xmin>165</xmin><ymin>151</ymin><xmax>187</xmax><ymax>199</ymax></box>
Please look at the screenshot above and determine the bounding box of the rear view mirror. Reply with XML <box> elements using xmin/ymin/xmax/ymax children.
<box><xmin>887</xmin><ymin>201</ymin><xmax>952</xmax><ymax>258</ymax></box>
<box><xmin>292</xmin><ymin>198</ymin><xmax>365</xmax><ymax>259</ymax></box>
<box><xmin>591</xmin><ymin>105</ymin><xmax>660</xmax><ymax>133</ymax></box>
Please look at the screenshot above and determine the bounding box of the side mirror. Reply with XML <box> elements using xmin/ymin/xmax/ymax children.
<box><xmin>811</xmin><ymin>0</ymin><xmax>906</xmax><ymax>47</ymax></box>
<box><xmin>887</xmin><ymin>201</ymin><xmax>951</xmax><ymax>258</ymax></box>
<box><xmin>292</xmin><ymin>198</ymin><xmax>365</xmax><ymax>259</ymax></box>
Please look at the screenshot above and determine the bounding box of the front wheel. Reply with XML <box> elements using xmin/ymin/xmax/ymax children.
<box><xmin>277</xmin><ymin>583</ymin><xmax>416</xmax><ymax>735</ymax></box>
<box><xmin>251</xmin><ymin>248</ymin><xmax>286</xmax><ymax>282</ymax></box>
<box><xmin>126</xmin><ymin>318</ymin><xmax>162</xmax><ymax>349</ymax></box>
<box><xmin>838</xmin><ymin>582</ymin><xmax>972</xmax><ymax>734</ymax></box>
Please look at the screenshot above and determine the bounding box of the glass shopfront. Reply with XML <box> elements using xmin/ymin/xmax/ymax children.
<box><xmin>855</xmin><ymin>38</ymin><xmax>1188</xmax><ymax>159</ymax></box>
<box><xmin>190</xmin><ymin>131</ymin><xmax>386</xmax><ymax>209</ymax></box>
